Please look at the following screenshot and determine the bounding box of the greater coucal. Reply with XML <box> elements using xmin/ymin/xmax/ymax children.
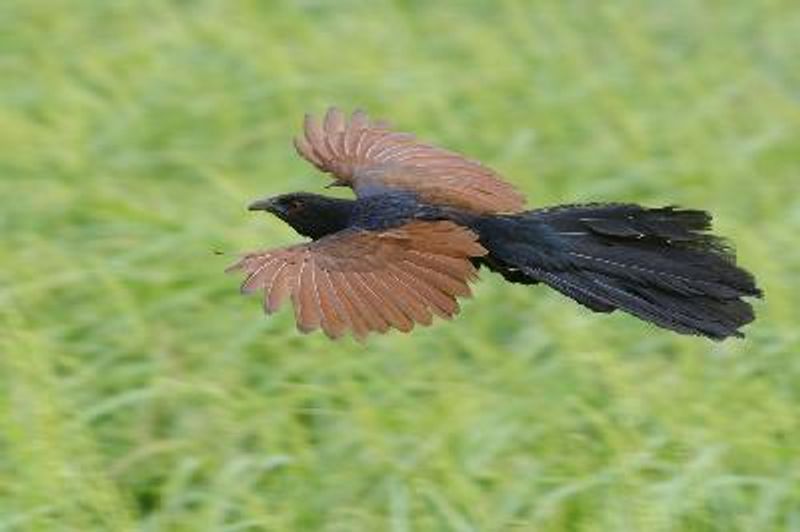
<box><xmin>228</xmin><ymin>108</ymin><xmax>761</xmax><ymax>340</ymax></box>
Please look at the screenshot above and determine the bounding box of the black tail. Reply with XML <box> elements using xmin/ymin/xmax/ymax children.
<box><xmin>471</xmin><ymin>204</ymin><xmax>762</xmax><ymax>340</ymax></box>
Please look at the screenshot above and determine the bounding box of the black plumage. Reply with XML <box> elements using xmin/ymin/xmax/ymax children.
<box><xmin>230</xmin><ymin>107</ymin><xmax>761</xmax><ymax>340</ymax></box>
<box><xmin>247</xmin><ymin>193</ymin><xmax>761</xmax><ymax>340</ymax></box>
<box><xmin>470</xmin><ymin>203</ymin><xmax>759</xmax><ymax>339</ymax></box>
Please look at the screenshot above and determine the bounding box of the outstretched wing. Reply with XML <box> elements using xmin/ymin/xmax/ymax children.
<box><xmin>226</xmin><ymin>221</ymin><xmax>487</xmax><ymax>340</ymax></box>
<box><xmin>294</xmin><ymin>107</ymin><xmax>526</xmax><ymax>214</ymax></box>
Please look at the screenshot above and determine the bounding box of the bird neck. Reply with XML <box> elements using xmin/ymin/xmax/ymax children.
<box><xmin>293</xmin><ymin>198</ymin><xmax>355</xmax><ymax>240</ymax></box>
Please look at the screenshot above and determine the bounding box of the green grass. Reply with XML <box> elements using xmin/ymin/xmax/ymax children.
<box><xmin>2</xmin><ymin>1</ymin><xmax>799</xmax><ymax>530</ymax></box>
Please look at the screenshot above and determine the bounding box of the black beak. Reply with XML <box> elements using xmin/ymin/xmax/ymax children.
<box><xmin>248</xmin><ymin>197</ymin><xmax>279</xmax><ymax>212</ymax></box>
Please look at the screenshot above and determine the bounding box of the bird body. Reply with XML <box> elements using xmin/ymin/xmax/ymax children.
<box><xmin>228</xmin><ymin>108</ymin><xmax>761</xmax><ymax>340</ymax></box>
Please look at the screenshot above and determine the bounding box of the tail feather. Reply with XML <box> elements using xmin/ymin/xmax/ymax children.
<box><xmin>473</xmin><ymin>204</ymin><xmax>761</xmax><ymax>340</ymax></box>
<box><xmin>532</xmin><ymin>268</ymin><xmax>753</xmax><ymax>339</ymax></box>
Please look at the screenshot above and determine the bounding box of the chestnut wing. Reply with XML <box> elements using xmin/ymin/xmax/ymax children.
<box><xmin>294</xmin><ymin>107</ymin><xmax>526</xmax><ymax>214</ymax></box>
<box><xmin>227</xmin><ymin>221</ymin><xmax>487</xmax><ymax>340</ymax></box>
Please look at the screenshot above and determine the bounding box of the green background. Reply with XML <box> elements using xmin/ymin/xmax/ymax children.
<box><xmin>1</xmin><ymin>1</ymin><xmax>798</xmax><ymax>530</ymax></box>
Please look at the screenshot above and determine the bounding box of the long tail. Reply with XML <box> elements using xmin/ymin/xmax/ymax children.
<box><xmin>470</xmin><ymin>204</ymin><xmax>762</xmax><ymax>340</ymax></box>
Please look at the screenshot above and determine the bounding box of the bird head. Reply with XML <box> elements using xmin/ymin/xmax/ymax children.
<box><xmin>248</xmin><ymin>192</ymin><xmax>355</xmax><ymax>240</ymax></box>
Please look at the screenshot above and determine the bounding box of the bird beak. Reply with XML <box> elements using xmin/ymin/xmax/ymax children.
<box><xmin>248</xmin><ymin>197</ymin><xmax>278</xmax><ymax>213</ymax></box>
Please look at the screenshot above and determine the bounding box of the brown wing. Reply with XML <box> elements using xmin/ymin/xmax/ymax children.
<box><xmin>294</xmin><ymin>107</ymin><xmax>526</xmax><ymax>214</ymax></box>
<box><xmin>226</xmin><ymin>221</ymin><xmax>488</xmax><ymax>340</ymax></box>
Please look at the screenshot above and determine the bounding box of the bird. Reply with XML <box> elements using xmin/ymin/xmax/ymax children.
<box><xmin>227</xmin><ymin>107</ymin><xmax>761</xmax><ymax>341</ymax></box>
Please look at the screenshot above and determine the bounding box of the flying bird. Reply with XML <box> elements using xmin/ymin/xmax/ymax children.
<box><xmin>227</xmin><ymin>108</ymin><xmax>761</xmax><ymax>340</ymax></box>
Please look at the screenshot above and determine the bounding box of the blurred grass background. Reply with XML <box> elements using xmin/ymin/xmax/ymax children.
<box><xmin>1</xmin><ymin>0</ymin><xmax>799</xmax><ymax>530</ymax></box>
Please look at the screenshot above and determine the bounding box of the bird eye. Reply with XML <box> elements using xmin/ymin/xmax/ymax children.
<box><xmin>285</xmin><ymin>199</ymin><xmax>304</xmax><ymax>211</ymax></box>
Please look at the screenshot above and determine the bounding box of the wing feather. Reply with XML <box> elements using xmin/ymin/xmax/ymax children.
<box><xmin>360</xmin><ymin>271</ymin><xmax>415</xmax><ymax>332</ymax></box>
<box><xmin>348</xmin><ymin>272</ymin><xmax>405</xmax><ymax>331</ymax></box>
<box><xmin>293</xmin><ymin>257</ymin><xmax>320</xmax><ymax>333</ymax></box>
<box><xmin>389</xmin><ymin>265</ymin><xmax>460</xmax><ymax>318</ymax></box>
<box><xmin>338</xmin><ymin>271</ymin><xmax>391</xmax><ymax>333</ymax></box>
<box><xmin>293</xmin><ymin>135</ymin><xmax>324</xmax><ymax>170</ymax></box>
<box><xmin>375</xmin><ymin>270</ymin><xmax>434</xmax><ymax>326</ymax></box>
<box><xmin>309</xmin><ymin>259</ymin><xmax>345</xmax><ymax>339</ymax></box>
<box><xmin>294</xmin><ymin>107</ymin><xmax>525</xmax><ymax>214</ymax></box>
<box><xmin>240</xmin><ymin>256</ymin><xmax>282</xmax><ymax>294</ymax></box>
<box><xmin>323</xmin><ymin>107</ymin><xmax>346</xmax><ymax>159</ymax></box>
<box><xmin>316</xmin><ymin>267</ymin><xmax>351</xmax><ymax>339</ymax></box>
<box><xmin>400</xmin><ymin>259</ymin><xmax>473</xmax><ymax>298</ymax></box>
<box><xmin>326</xmin><ymin>270</ymin><xmax>370</xmax><ymax>340</ymax></box>
<box><xmin>303</xmin><ymin>113</ymin><xmax>331</xmax><ymax>162</ymax></box>
<box><xmin>227</xmin><ymin>221</ymin><xmax>485</xmax><ymax>339</ymax></box>
<box><xmin>264</xmin><ymin>262</ymin><xmax>293</xmax><ymax>314</ymax></box>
